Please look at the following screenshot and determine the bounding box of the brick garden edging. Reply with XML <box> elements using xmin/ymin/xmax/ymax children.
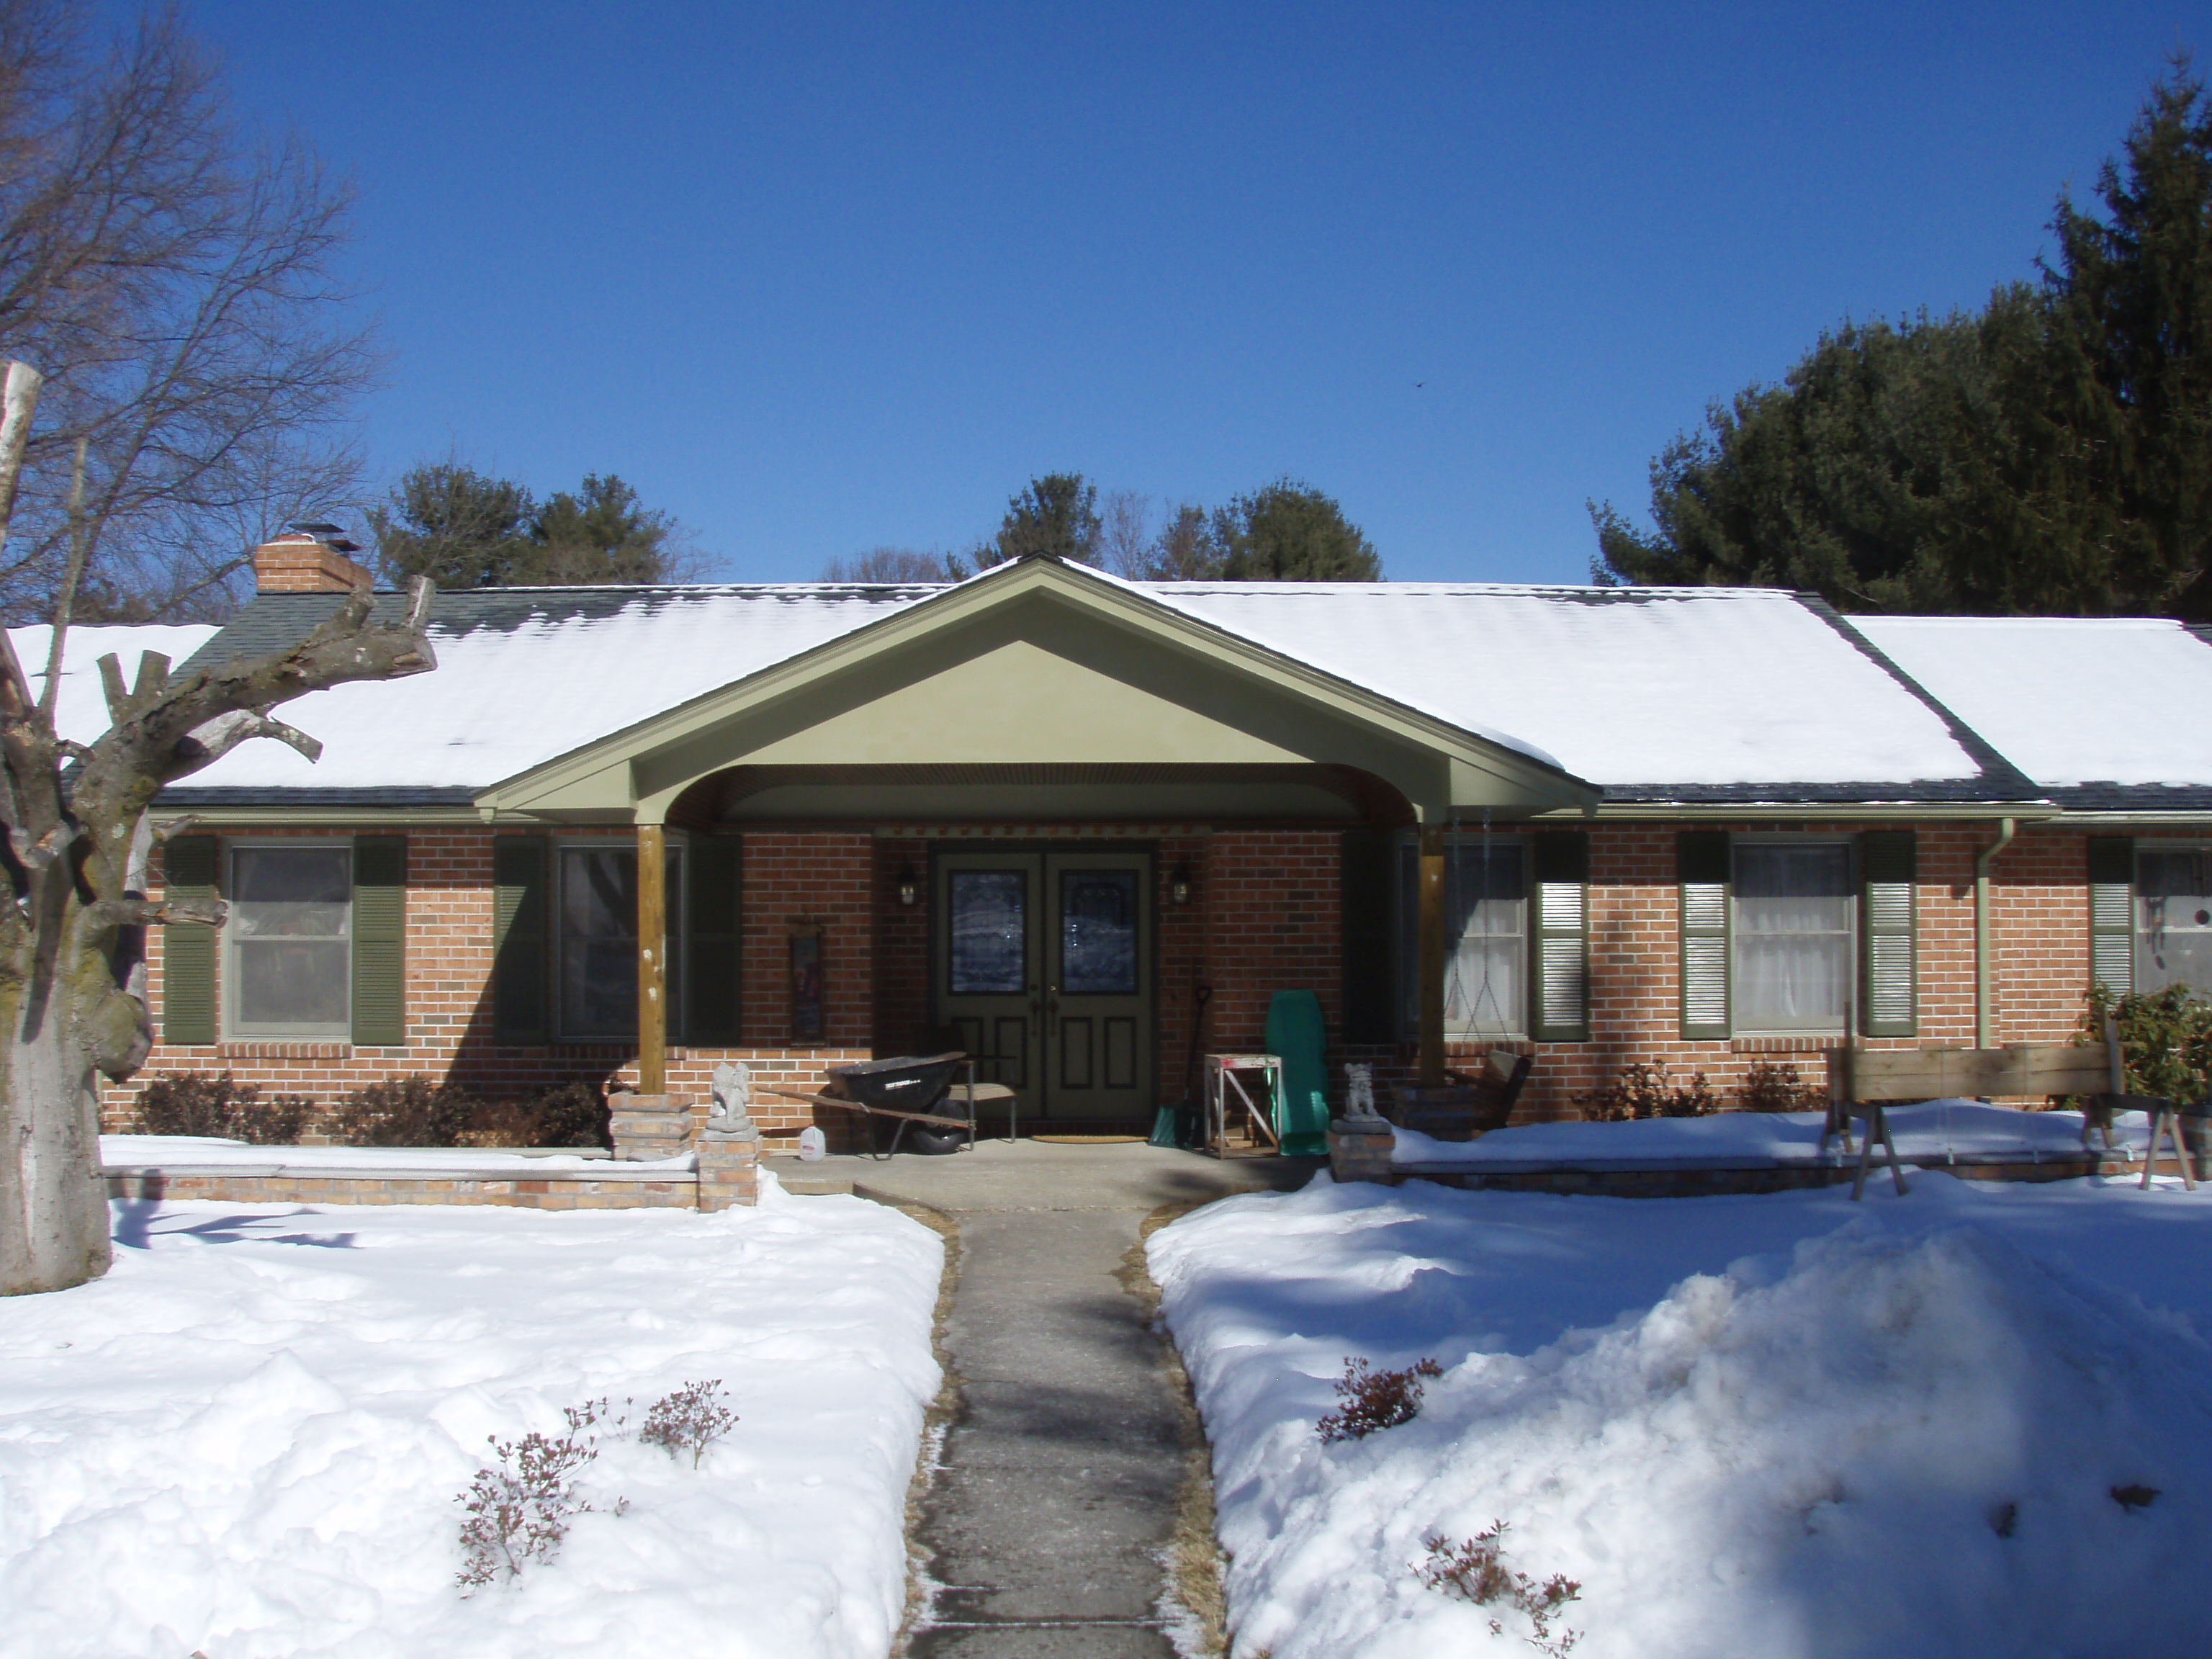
<box><xmin>103</xmin><ymin>1162</ymin><xmax>698</xmax><ymax>1210</ymax></box>
<box><xmin>1326</xmin><ymin>1118</ymin><xmax>2201</xmax><ymax>1197</ymax></box>
<box><xmin>104</xmin><ymin>1091</ymin><xmax>766</xmax><ymax>1212</ymax></box>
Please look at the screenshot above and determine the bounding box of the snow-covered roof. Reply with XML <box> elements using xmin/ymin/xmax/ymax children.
<box><xmin>168</xmin><ymin>586</ymin><xmax>928</xmax><ymax>797</ymax></box>
<box><xmin>1145</xmin><ymin>582</ymin><xmax>1992</xmax><ymax>792</ymax></box>
<box><xmin>1852</xmin><ymin>616</ymin><xmax>2212</xmax><ymax>801</ymax></box>
<box><xmin>6</xmin><ymin>624</ymin><xmax>220</xmax><ymax>747</ymax></box>
<box><xmin>159</xmin><ymin>571</ymin><xmax>2033</xmax><ymax>806</ymax></box>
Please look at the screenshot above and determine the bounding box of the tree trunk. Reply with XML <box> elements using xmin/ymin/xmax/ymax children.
<box><xmin>0</xmin><ymin>578</ymin><xmax>436</xmax><ymax>1295</ymax></box>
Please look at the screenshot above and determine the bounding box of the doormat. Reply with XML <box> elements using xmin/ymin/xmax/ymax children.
<box><xmin>1032</xmin><ymin>1133</ymin><xmax>1145</xmax><ymax>1144</ymax></box>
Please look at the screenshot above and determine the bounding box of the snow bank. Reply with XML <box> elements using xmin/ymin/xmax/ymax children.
<box><xmin>1392</xmin><ymin>1102</ymin><xmax>2148</xmax><ymax>1167</ymax></box>
<box><xmin>0</xmin><ymin>1193</ymin><xmax>943</xmax><ymax>1659</ymax></box>
<box><xmin>1151</xmin><ymin>1174</ymin><xmax>2212</xmax><ymax>1658</ymax></box>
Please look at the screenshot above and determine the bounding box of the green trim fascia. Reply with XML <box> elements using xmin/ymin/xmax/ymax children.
<box><xmin>1534</xmin><ymin>804</ymin><xmax>2062</xmax><ymax>823</ymax></box>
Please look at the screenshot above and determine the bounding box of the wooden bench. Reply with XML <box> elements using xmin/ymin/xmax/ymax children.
<box><xmin>1823</xmin><ymin>1027</ymin><xmax>2192</xmax><ymax>1200</ymax></box>
<box><xmin>1387</xmin><ymin>1051</ymin><xmax>1534</xmax><ymax>1142</ymax></box>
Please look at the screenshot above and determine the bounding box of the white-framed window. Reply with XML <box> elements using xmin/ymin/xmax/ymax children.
<box><xmin>2136</xmin><ymin>845</ymin><xmax>2212</xmax><ymax>997</ymax></box>
<box><xmin>225</xmin><ymin>840</ymin><xmax>352</xmax><ymax>1038</ymax></box>
<box><xmin>557</xmin><ymin>840</ymin><xmax>684</xmax><ymax>1040</ymax></box>
<box><xmin>1396</xmin><ymin>835</ymin><xmax>1527</xmax><ymax>1037</ymax></box>
<box><xmin>1732</xmin><ymin>838</ymin><xmax>1854</xmax><ymax>1033</ymax></box>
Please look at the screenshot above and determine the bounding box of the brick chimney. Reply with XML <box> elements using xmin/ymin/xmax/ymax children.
<box><xmin>253</xmin><ymin>523</ymin><xmax>373</xmax><ymax>593</ymax></box>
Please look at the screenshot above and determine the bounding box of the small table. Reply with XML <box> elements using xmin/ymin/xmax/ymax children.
<box><xmin>1205</xmin><ymin>1053</ymin><xmax>1284</xmax><ymax>1159</ymax></box>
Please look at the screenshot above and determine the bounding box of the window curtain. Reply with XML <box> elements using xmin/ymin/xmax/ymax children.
<box><xmin>1400</xmin><ymin>840</ymin><xmax>1525</xmax><ymax>1035</ymax></box>
<box><xmin>1733</xmin><ymin>843</ymin><xmax>1851</xmax><ymax>1031</ymax></box>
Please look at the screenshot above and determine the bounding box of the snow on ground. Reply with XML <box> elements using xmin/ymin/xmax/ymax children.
<box><xmin>0</xmin><ymin>1187</ymin><xmax>942</xmax><ymax>1659</ymax></box>
<box><xmin>1391</xmin><ymin>1102</ymin><xmax>2147</xmax><ymax>1166</ymax></box>
<box><xmin>1151</xmin><ymin>1172</ymin><xmax>2212</xmax><ymax>1659</ymax></box>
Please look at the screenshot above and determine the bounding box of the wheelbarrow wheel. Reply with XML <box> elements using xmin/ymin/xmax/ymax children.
<box><xmin>904</xmin><ymin>1125</ymin><xmax>965</xmax><ymax>1156</ymax></box>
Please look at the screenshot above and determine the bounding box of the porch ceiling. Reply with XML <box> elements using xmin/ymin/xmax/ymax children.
<box><xmin>474</xmin><ymin>557</ymin><xmax>1599</xmax><ymax>824</ymax></box>
<box><xmin>669</xmin><ymin>761</ymin><xmax>1413</xmax><ymax>827</ymax></box>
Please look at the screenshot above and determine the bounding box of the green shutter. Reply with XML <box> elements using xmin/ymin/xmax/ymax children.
<box><xmin>1339</xmin><ymin>830</ymin><xmax>1396</xmax><ymax>1043</ymax></box>
<box><xmin>1529</xmin><ymin>832</ymin><xmax>1589</xmax><ymax>1042</ymax></box>
<box><xmin>686</xmin><ymin>836</ymin><xmax>743</xmax><ymax>1045</ymax></box>
<box><xmin>1678</xmin><ymin>830</ymin><xmax>1731</xmax><ymax>1040</ymax></box>
<box><xmin>350</xmin><ymin>837</ymin><xmax>407</xmax><ymax>1046</ymax></box>
<box><xmin>2088</xmin><ymin>836</ymin><xmax>2134</xmax><ymax>999</ymax></box>
<box><xmin>1860</xmin><ymin>830</ymin><xmax>1917</xmax><ymax>1037</ymax></box>
<box><xmin>493</xmin><ymin>836</ymin><xmax>549</xmax><ymax>1045</ymax></box>
<box><xmin>161</xmin><ymin>835</ymin><xmax>217</xmax><ymax>1046</ymax></box>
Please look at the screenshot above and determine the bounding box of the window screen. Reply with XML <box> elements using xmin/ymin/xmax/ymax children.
<box><xmin>1398</xmin><ymin>840</ymin><xmax>1525</xmax><ymax>1035</ymax></box>
<box><xmin>1734</xmin><ymin>842</ymin><xmax>1852</xmax><ymax>1032</ymax></box>
<box><xmin>2137</xmin><ymin>848</ymin><xmax>2212</xmax><ymax>998</ymax></box>
<box><xmin>230</xmin><ymin>845</ymin><xmax>351</xmax><ymax>1035</ymax></box>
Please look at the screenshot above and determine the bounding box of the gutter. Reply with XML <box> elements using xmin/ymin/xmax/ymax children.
<box><xmin>1974</xmin><ymin>816</ymin><xmax>2018</xmax><ymax>1048</ymax></box>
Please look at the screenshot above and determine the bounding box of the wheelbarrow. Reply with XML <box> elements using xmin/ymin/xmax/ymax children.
<box><xmin>763</xmin><ymin>1051</ymin><xmax>974</xmax><ymax>1159</ymax></box>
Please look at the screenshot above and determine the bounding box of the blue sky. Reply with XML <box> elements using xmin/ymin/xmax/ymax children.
<box><xmin>184</xmin><ymin>1</ymin><xmax>2194</xmax><ymax>583</ymax></box>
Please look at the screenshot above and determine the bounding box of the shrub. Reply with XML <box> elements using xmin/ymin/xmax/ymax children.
<box><xmin>1317</xmin><ymin>1355</ymin><xmax>1443</xmax><ymax>1444</ymax></box>
<box><xmin>456</xmin><ymin>1398</ymin><xmax>624</xmax><ymax>1591</ymax></box>
<box><xmin>1576</xmin><ymin>1059</ymin><xmax>1719</xmax><ymax>1121</ymax></box>
<box><xmin>131</xmin><ymin>1071</ymin><xmax>313</xmax><ymax>1144</ymax></box>
<box><xmin>335</xmin><ymin>1076</ymin><xmax>611</xmax><ymax>1149</ymax></box>
<box><xmin>331</xmin><ymin>1075</ymin><xmax>480</xmax><ymax>1147</ymax></box>
<box><xmin>639</xmin><ymin>1379</ymin><xmax>739</xmax><ymax>1469</ymax></box>
<box><xmin>1420</xmin><ymin>1520</ymin><xmax>1583</xmax><ymax>1656</ymax></box>
<box><xmin>524</xmin><ymin>1081</ymin><xmax>611</xmax><ymax>1148</ymax></box>
<box><xmin>2082</xmin><ymin>984</ymin><xmax>2212</xmax><ymax>1105</ymax></box>
<box><xmin>1735</xmin><ymin>1058</ymin><xmax>1825</xmax><ymax>1114</ymax></box>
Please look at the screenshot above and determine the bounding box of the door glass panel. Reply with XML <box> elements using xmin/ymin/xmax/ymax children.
<box><xmin>950</xmin><ymin>870</ymin><xmax>1027</xmax><ymax>994</ymax></box>
<box><xmin>1061</xmin><ymin>870</ymin><xmax>1138</xmax><ymax>994</ymax></box>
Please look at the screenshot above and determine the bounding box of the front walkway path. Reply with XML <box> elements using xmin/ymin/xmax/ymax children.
<box><xmin>770</xmin><ymin>1141</ymin><xmax>1319</xmax><ymax>1658</ymax></box>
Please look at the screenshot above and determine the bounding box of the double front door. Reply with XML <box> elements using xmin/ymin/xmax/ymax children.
<box><xmin>933</xmin><ymin>849</ymin><xmax>1154</xmax><ymax>1123</ymax></box>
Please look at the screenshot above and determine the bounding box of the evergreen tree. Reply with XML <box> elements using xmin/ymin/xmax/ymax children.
<box><xmin>1210</xmin><ymin>479</ymin><xmax>1381</xmax><ymax>580</ymax></box>
<box><xmin>529</xmin><ymin>473</ymin><xmax>681</xmax><ymax>583</ymax></box>
<box><xmin>369</xmin><ymin>463</ymin><xmax>536</xmax><ymax>588</ymax></box>
<box><xmin>1594</xmin><ymin>58</ymin><xmax>2212</xmax><ymax>619</ymax></box>
<box><xmin>374</xmin><ymin>464</ymin><xmax>693</xmax><ymax>586</ymax></box>
<box><xmin>993</xmin><ymin>472</ymin><xmax>1102</xmax><ymax>564</ymax></box>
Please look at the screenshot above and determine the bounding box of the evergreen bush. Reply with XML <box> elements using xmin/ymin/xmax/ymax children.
<box><xmin>130</xmin><ymin>1071</ymin><xmax>313</xmax><ymax>1143</ymax></box>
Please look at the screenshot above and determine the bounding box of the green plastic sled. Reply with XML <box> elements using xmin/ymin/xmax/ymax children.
<box><xmin>1266</xmin><ymin>989</ymin><xmax>1330</xmax><ymax>1156</ymax></box>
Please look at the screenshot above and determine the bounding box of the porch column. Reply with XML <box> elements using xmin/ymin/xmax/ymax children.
<box><xmin>1417</xmin><ymin>822</ymin><xmax>1447</xmax><ymax>1087</ymax></box>
<box><xmin>637</xmin><ymin>822</ymin><xmax>668</xmax><ymax>1093</ymax></box>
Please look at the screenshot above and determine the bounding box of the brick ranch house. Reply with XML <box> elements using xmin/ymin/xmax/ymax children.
<box><xmin>52</xmin><ymin>531</ymin><xmax>2212</xmax><ymax>1141</ymax></box>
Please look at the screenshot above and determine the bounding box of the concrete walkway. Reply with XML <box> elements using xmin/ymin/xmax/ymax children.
<box><xmin>770</xmin><ymin>1141</ymin><xmax>1318</xmax><ymax>1657</ymax></box>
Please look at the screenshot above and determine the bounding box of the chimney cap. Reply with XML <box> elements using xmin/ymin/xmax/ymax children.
<box><xmin>287</xmin><ymin>520</ymin><xmax>361</xmax><ymax>554</ymax></box>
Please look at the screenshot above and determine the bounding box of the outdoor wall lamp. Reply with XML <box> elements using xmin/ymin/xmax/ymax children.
<box><xmin>896</xmin><ymin>865</ymin><xmax>919</xmax><ymax>907</ymax></box>
<box><xmin>1169</xmin><ymin>862</ymin><xmax>1193</xmax><ymax>907</ymax></box>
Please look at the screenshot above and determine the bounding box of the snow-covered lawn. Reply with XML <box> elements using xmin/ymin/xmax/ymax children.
<box><xmin>0</xmin><ymin>1186</ymin><xmax>943</xmax><ymax>1659</ymax></box>
<box><xmin>1151</xmin><ymin>1172</ymin><xmax>2212</xmax><ymax>1659</ymax></box>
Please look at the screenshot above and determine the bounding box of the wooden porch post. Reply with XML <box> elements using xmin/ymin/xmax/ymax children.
<box><xmin>637</xmin><ymin>822</ymin><xmax>667</xmax><ymax>1093</ymax></box>
<box><xmin>1417</xmin><ymin>821</ymin><xmax>1447</xmax><ymax>1087</ymax></box>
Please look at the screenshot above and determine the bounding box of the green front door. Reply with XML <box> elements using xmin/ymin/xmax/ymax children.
<box><xmin>934</xmin><ymin>848</ymin><xmax>1154</xmax><ymax>1124</ymax></box>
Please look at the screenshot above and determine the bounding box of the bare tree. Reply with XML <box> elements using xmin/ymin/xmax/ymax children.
<box><xmin>0</xmin><ymin>1</ymin><xmax>379</xmax><ymax>623</ymax></box>
<box><xmin>820</xmin><ymin>546</ymin><xmax>968</xmax><ymax>583</ymax></box>
<box><xmin>0</xmin><ymin>359</ymin><xmax>435</xmax><ymax>1295</ymax></box>
<box><xmin>1097</xmin><ymin>489</ymin><xmax>1153</xmax><ymax>579</ymax></box>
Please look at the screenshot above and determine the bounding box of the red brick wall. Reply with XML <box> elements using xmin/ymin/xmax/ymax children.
<box><xmin>873</xmin><ymin>837</ymin><xmax>931</xmax><ymax>1054</ymax></box>
<box><xmin>737</xmin><ymin>831</ymin><xmax>873</xmax><ymax>1049</ymax></box>
<box><xmin>107</xmin><ymin>826</ymin><xmax>873</xmax><ymax>1137</ymax></box>
<box><xmin>107</xmin><ymin>816</ymin><xmax>2178</xmax><ymax>1136</ymax></box>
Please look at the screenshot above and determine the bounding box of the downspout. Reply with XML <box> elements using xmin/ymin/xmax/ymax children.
<box><xmin>1974</xmin><ymin>817</ymin><xmax>2018</xmax><ymax>1049</ymax></box>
